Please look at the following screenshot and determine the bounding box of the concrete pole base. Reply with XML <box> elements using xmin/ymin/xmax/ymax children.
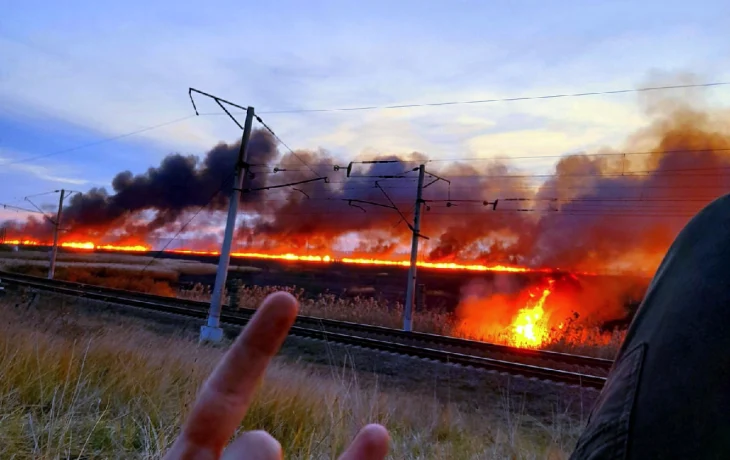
<box><xmin>199</xmin><ymin>325</ymin><xmax>224</xmax><ymax>343</ymax></box>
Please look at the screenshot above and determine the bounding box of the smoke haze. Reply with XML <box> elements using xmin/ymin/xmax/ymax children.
<box><xmin>4</xmin><ymin>94</ymin><xmax>730</xmax><ymax>276</ymax></box>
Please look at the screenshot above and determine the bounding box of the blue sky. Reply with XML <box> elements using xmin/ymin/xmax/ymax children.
<box><xmin>1</xmin><ymin>0</ymin><xmax>729</xmax><ymax>221</ymax></box>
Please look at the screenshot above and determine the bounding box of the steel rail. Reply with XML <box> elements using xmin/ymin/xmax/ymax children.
<box><xmin>0</xmin><ymin>271</ymin><xmax>609</xmax><ymax>388</ymax></box>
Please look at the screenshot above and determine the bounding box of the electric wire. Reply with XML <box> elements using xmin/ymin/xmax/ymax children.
<box><xmin>1</xmin><ymin>115</ymin><xmax>196</xmax><ymax>166</ymax></box>
<box><xmin>252</xmin><ymin>81</ymin><xmax>730</xmax><ymax>114</ymax></box>
<box><xmin>253</xmin><ymin>114</ymin><xmax>322</xmax><ymax>178</ymax></box>
<box><xmin>139</xmin><ymin>172</ymin><xmax>235</xmax><ymax>274</ymax></box>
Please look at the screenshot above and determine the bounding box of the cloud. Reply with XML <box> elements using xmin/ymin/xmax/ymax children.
<box><xmin>11</xmin><ymin>163</ymin><xmax>89</xmax><ymax>185</ymax></box>
<box><xmin>1</xmin><ymin>0</ymin><xmax>728</xmax><ymax>173</ymax></box>
<box><xmin>0</xmin><ymin>149</ymin><xmax>91</xmax><ymax>186</ymax></box>
<box><xmin>0</xmin><ymin>208</ymin><xmax>35</xmax><ymax>222</ymax></box>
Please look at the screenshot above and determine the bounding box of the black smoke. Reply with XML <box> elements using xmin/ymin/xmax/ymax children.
<box><xmin>60</xmin><ymin>130</ymin><xmax>278</xmax><ymax>235</ymax></box>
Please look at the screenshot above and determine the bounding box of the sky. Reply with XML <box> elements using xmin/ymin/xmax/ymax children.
<box><xmin>1</xmin><ymin>0</ymin><xmax>729</xmax><ymax>221</ymax></box>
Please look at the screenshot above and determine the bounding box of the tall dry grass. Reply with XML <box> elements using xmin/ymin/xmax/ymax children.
<box><xmin>0</xmin><ymin>251</ymin><xmax>259</xmax><ymax>277</ymax></box>
<box><xmin>180</xmin><ymin>283</ymin><xmax>451</xmax><ymax>334</ymax></box>
<box><xmin>0</xmin><ymin>251</ymin><xmax>259</xmax><ymax>298</ymax></box>
<box><xmin>3</xmin><ymin>264</ymin><xmax>177</xmax><ymax>296</ymax></box>
<box><xmin>180</xmin><ymin>283</ymin><xmax>624</xmax><ymax>358</ymax></box>
<box><xmin>0</xmin><ymin>296</ymin><xmax>581</xmax><ymax>458</ymax></box>
<box><xmin>452</xmin><ymin>325</ymin><xmax>625</xmax><ymax>360</ymax></box>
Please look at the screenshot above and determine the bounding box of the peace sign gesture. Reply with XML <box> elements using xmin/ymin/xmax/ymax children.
<box><xmin>163</xmin><ymin>292</ymin><xmax>390</xmax><ymax>459</ymax></box>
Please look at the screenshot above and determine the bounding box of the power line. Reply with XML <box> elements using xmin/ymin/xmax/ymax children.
<box><xmin>560</xmin><ymin>197</ymin><xmax>715</xmax><ymax>203</ymax></box>
<box><xmin>5</xmin><ymin>81</ymin><xmax>728</xmax><ymax>168</ymax></box>
<box><xmin>249</xmin><ymin>193</ymin><xmax>718</xmax><ymax>210</ymax></box>
<box><xmin>317</xmin><ymin>167</ymin><xmax>730</xmax><ymax>184</ymax></box>
<box><xmin>249</xmin><ymin>81</ymin><xmax>730</xmax><ymax>115</ymax></box>
<box><xmin>286</xmin><ymin>184</ymin><xmax>729</xmax><ymax>194</ymax></box>
<box><xmin>221</xmin><ymin>193</ymin><xmax>728</xmax><ymax>204</ymax></box>
<box><xmin>266</xmin><ymin>147</ymin><xmax>730</xmax><ymax>171</ymax></box>
<box><xmin>243</xmin><ymin>177</ymin><xmax>328</xmax><ymax>193</ymax></box>
<box><xmin>140</xmin><ymin>172</ymin><xmax>234</xmax><ymax>274</ymax></box>
<box><xmin>1</xmin><ymin>115</ymin><xmax>196</xmax><ymax>166</ymax></box>
<box><xmin>248</xmin><ymin>209</ymin><xmax>699</xmax><ymax>218</ymax></box>
<box><xmin>253</xmin><ymin>209</ymin><xmax>699</xmax><ymax>217</ymax></box>
<box><xmin>1</xmin><ymin>203</ymin><xmax>45</xmax><ymax>214</ymax></box>
<box><xmin>424</xmin><ymin>147</ymin><xmax>730</xmax><ymax>164</ymax></box>
<box><xmin>252</xmin><ymin>198</ymin><xmax>707</xmax><ymax>210</ymax></box>
<box><xmin>253</xmin><ymin>114</ymin><xmax>322</xmax><ymax>178</ymax></box>
<box><xmin>236</xmin><ymin>176</ymin><xmax>730</xmax><ymax>198</ymax></box>
<box><xmin>23</xmin><ymin>190</ymin><xmax>63</xmax><ymax>200</ymax></box>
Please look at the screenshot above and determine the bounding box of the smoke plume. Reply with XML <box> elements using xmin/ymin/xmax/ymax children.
<box><xmin>3</xmin><ymin>94</ymin><xmax>730</xmax><ymax>276</ymax></box>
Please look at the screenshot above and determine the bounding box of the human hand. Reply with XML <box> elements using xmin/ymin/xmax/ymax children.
<box><xmin>163</xmin><ymin>291</ymin><xmax>390</xmax><ymax>459</ymax></box>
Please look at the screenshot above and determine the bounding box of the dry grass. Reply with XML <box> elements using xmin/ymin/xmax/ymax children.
<box><xmin>0</xmin><ymin>250</ymin><xmax>148</xmax><ymax>263</ymax></box>
<box><xmin>180</xmin><ymin>284</ymin><xmax>449</xmax><ymax>333</ymax></box>
<box><xmin>0</xmin><ymin>251</ymin><xmax>260</xmax><ymax>298</ymax></box>
<box><xmin>453</xmin><ymin>326</ymin><xmax>625</xmax><ymax>361</ymax></box>
<box><xmin>0</xmin><ymin>294</ymin><xmax>582</xmax><ymax>458</ymax></box>
<box><xmin>0</xmin><ymin>251</ymin><xmax>260</xmax><ymax>277</ymax></box>
<box><xmin>0</xmin><ymin>250</ymin><xmax>624</xmax><ymax>358</ymax></box>
<box><xmin>180</xmin><ymin>283</ymin><xmax>624</xmax><ymax>358</ymax></box>
<box><xmin>2</xmin><ymin>264</ymin><xmax>178</xmax><ymax>297</ymax></box>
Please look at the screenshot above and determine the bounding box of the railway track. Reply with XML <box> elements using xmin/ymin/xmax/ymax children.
<box><xmin>0</xmin><ymin>271</ymin><xmax>609</xmax><ymax>389</ymax></box>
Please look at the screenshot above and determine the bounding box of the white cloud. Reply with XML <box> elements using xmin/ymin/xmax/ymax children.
<box><xmin>11</xmin><ymin>163</ymin><xmax>89</xmax><ymax>185</ymax></box>
<box><xmin>1</xmin><ymin>1</ymin><xmax>728</xmax><ymax>167</ymax></box>
<box><xmin>0</xmin><ymin>149</ymin><xmax>92</xmax><ymax>186</ymax></box>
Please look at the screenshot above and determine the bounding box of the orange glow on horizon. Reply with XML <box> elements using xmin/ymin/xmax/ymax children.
<box><xmin>1</xmin><ymin>238</ymin><xmax>564</xmax><ymax>274</ymax></box>
<box><xmin>3</xmin><ymin>239</ymin><xmax>40</xmax><ymax>246</ymax></box>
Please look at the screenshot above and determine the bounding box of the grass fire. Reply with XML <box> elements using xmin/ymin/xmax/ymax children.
<box><xmin>2</xmin><ymin>93</ymin><xmax>730</xmax><ymax>354</ymax></box>
<box><xmin>6</xmin><ymin>4</ymin><xmax>730</xmax><ymax>457</ymax></box>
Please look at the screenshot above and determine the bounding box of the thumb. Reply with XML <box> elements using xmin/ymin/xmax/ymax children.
<box><xmin>221</xmin><ymin>430</ymin><xmax>283</xmax><ymax>460</ymax></box>
<box><xmin>339</xmin><ymin>424</ymin><xmax>389</xmax><ymax>460</ymax></box>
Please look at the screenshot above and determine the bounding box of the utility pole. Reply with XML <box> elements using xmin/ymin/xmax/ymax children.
<box><xmin>337</xmin><ymin>161</ymin><xmax>436</xmax><ymax>332</ymax></box>
<box><xmin>403</xmin><ymin>164</ymin><xmax>426</xmax><ymax>332</ymax></box>
<box><xmin>201</xmin><ymin>106</ymin><xmax>255</xmax><ymax>343</ymax></box>
<box><xmin>48</xmin><ymin>189</ymin><xmax>65</xmax><ymax>279</ymax></box>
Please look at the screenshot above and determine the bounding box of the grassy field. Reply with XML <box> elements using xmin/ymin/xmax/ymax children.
<box><xmin>0</xmin><ymin>250</ymin><xmax>259</xmax><ymax>296</ymax></box>
<box><xmin>0</xmin><ymin>250</ymin><xmax>625</xmax><ymax>358</ymax></box>
<box><xmin>0</xmin><ymin>294</ymin><xmax>584</xmax><ymax>458</ymax></box>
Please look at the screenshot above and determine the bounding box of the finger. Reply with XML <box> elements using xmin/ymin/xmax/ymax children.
<box><xmin>173</xmin><ymin>292</ymin><xmax>298</xmax><ymax>457</ymax></box>
<box><xmin>221</xmin><ymin>431</ymin><xmax>282</xmax><ymax>460</ymax></box>
<box><xmin>339</xmin><ymin>424</ymin><xmax>390</xmax><ymax>460</ymax></box>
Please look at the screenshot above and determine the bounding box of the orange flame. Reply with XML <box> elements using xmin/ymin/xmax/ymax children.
<box><xmin>2</xmin><ymin>239</ymin><xmax>40</xmax><ymax>246</ymax></box>
<box><xmin>341</xmin><ymin>258</ymin><xmax>538</xmax><ymax>272</ymax></box>
<box><xmin>509</xmin><ymin>280</ymin><xmax>555</xmax><ymax>348</ymax></box>
<box><xmin>61</xmin><ymin>242</ymin><xmax>95</xmax><ymax>250</ymax></box>
<box><xmin>452</xmin><ymin>278</ymin><xmax>570</xmax><ymax>349</ymax></box>
<box><xmin>1</xmin><ymin>238</ymin><xmax>564</xmax><ymax>274</ymax></box>
<box><xmin>59</xmin><ymin>241</ymin><xmax>149</xmax><ymax>251</ymax></box>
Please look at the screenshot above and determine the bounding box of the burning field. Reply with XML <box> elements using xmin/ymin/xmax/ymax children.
<box><xmin>2</xmin><ymin>91</ymin><xmax>730</xmax><ymax>350</ymax></box>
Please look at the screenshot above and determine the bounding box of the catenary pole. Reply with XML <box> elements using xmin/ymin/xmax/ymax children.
<box><xmin>403</xmin><ymin>164</ymin><xmax>426</xmax><ymax>331</ymax></box>
<box><xmin>200</xmin><ymin>106</ymin><xmax>255</xmax><ymax>342</ymax></box>
<box><xmin>48</xmin><ymin>189</ymin><xmax>65</xmax><ymax>279</ymax></box>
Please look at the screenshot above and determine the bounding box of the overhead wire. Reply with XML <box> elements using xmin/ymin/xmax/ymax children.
<box><xmin>248</xmin><ymin>209</ymin><xmax>699</xmax><ymax>218</ymax></box>
<box><xmin>251</xmin><ymin>81</ymin><xmax>730</xmax><ymax>114</ymax></box>
<box><xmin>264</xmin><ymin>147</ymin><xmax>730</xmax><ymax>170</ymax></box>
<box><xmin>253</xmin><ymin>114</ymin><xmax>322</xmax><ymax>178</ymax></box>
<box><xmin>247</xmin><ymin>191</ymin><xmax>716</xmax><ymax>210</ymax></box>
<box><xmin>1</xmin><ymin>115</ymin><xmax>196</xmax><ymax>166</ymax></box>
<box><xmin>3</xmin><ymin>80</ymin><xmax>730</xmax><ymax>250</ymax></box>
<box><xmin>1</xmin><ymin>203</ymin><xmax>45</xmax><ymax>214</ymax></box>
<box><xmin>3</xmin><ymin>81</ymin><xmax>727</xmax><ymax>173</ymax></box>
<box><xmin>218</xmin><ymin>195</ymin><xmax>726</xmax><ymax>205</ymax></box>
<box><xmin>139</xmin><ymin>172</ymin><xmax>235</xmax><ymax>274</ymax></box>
